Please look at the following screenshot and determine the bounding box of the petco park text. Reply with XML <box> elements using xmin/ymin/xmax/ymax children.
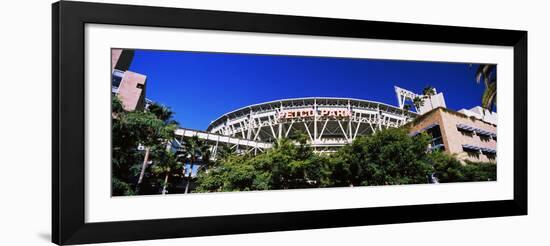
<box><xmin>278</xmin><ymin>109</ymin><xmax>352</xmax><ymax>119</ymax></box>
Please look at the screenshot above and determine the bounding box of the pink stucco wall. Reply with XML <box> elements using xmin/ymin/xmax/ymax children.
<box><xmin>116</xmin><ymin>71</ymin><xmax>147</xmax><ymax>111</ymax></box>
<box><xmin>409</xmin><ymin>108</ymin><xmax>497</xmax><ymax>163</ymax></box>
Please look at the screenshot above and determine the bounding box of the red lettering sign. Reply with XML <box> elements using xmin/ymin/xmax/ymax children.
<box><xmin>277</xmin><ymin>108</ymin><xmax>352</xmax><ymax>120</ymax></box>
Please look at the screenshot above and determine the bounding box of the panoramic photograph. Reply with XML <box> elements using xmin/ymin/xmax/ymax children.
<box><xmin>111</xmin><ymin>48</ymin><xmax>497</xmax><ymax>196</ymax></box>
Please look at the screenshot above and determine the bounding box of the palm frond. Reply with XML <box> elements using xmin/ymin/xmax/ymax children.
<box><xmin>422</xmin><ymin>86</ymin><xmax>435</xmax><ymax>97</ymax></box>
<box><xmin>412</xmin><ymin>96</ymin><xmax>425</xmax><ymax>110</ymax></box>
<box><xmin>481</xmin><ymin>82</ymin><xmax>497</xmax><ymax>110</ymax></box>
<box><xmin>475</xmin><ymin>64</ymin><xmax>496</xmax><ymax>87</ymax></box>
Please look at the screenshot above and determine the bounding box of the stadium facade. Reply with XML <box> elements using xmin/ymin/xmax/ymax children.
<box><xmin>206</xmin><ymin>97</ymin><xmax>417</xmax><ymax>153</ymax></box>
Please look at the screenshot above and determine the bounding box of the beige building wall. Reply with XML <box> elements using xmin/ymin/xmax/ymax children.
<box><xmin>408</xmin><ymin>108</ymin><xmax>450</xmax><ymax>152</ymax></box>
<box><xmin>111</xmin><ymin>49</ymin><xmax>123</xmax><ymax>71</ymax></box>
<box><xmin>111</xmin><ymin>49</ymin><xmax>147</xmax><ymax>111</ymax></box>
<box><xmin>116</xmin><ymin>71</ymin><xmax>147</xmax><ymax>111</ymax></box>
<box><xmin>408</xmin><ymin>108</ymin><xmax>497</xmax><ymax>163</ymax></box>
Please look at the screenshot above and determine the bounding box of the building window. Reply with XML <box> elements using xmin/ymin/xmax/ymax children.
<box><xmin>462</xmin><ymin>144</ymin><xmax>481</xmax><ymax>159</ymax></box>
<box><xmin>480</xmin><ymin>147</ymin><xmax>497</xmax><ymax>160</ymax></box>
<box><xmin>457</xmin><ymin>123</ymin><xmax>497</xmax><ymax>142</ymax></box>
<box><xmin>463</xmin><ymin>145</ymin><xmax>497</xmax><ymax>161</ymax></box>
<box><xmin>112</xmin><ymin>69</ymin><xmax>124</xmax><ymax>92</ymax></box>
<box><xmin>476</xmin><ymin>130</ymin><xmax>493</xmax><ymax>142</ymax></box>
<box><xmin>426</xmin><ymin>125</ymin><xmax>445</xmax><ymax>151</ymax></box>
<box><xmin>485</xmin><ymin>153</ymin><xmax>496</xmax><ymax>161</ymax></box>
<box><xmin>479</xmin><ymin>135</ymin><xmax>491</xmax><ymax>142</ymax></box>
<box><xmin>465</xmin><ymin>150</ymin><xmax>480</xmax><ymax>159</ymax></box>
<box><xmin>459</xmin><ymin>130</ymin><xmax>474</xmax><ymax>137</ymax></box>
<box><xmin>456</xmin><ymin>124</ymin><xmax>475</xmax><ymax>137</ymax></box>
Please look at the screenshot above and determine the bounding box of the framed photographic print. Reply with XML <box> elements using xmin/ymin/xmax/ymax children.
<box><xmin>52</xmin><ymin>1</ymin><xmax>527</xmax><ymax>245</ymax></box>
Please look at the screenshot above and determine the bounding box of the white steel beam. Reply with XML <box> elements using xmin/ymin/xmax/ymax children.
<box><xmin>353</xmin><ymin>121</ymin><xmax>362</xmax><ymax>139</ymax></box>
<box><xmin>268</xmin><ymin>116</ymin><xmax>277</xmax><ymax>139</ymax></box>
<box><xmin>303</xmin><ymin>122</ymin><xmax>314</xmax><ymax>142</ymax></box>
<box><xmin>285</xmin><ymin>121</ymin><xmax>294</xmax><ymax>138</ymax></box>
<box><xmin>319</xmin><ymin>119</ymin><xmax>329</xmax><ymax>139</ymax></box>
<box><xmin>337</xmin><ymin>121</ymin><xmax>349</xmax><ymax>141</ymax></box>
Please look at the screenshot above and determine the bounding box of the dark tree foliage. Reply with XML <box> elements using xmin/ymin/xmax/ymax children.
<box><xmin>111</xmin><ymin>97</ymin><xmax>179</xmax><ymax>196</ymax></box>
<box><xmin>461</xmin><ymin>160</ymin><xmax>496</xmax><ymax>181</ymax></box>
<box><xmin>195</xmin><ymin>138</ymin><xmax>331</xmax><ymax>192</ymax></box>
<box><xmin>196</xmin><ymin>127</ymin><xmax>496</xmax><ymax>193</ymax></box>
<box><xmin>430</xmin><ymin>151</ymin><xmax>496</xmax><ymax>182</ymax></box>
<box><xmin>112</xmin><ymin>95</ymin><xmax>496</xmax><ymax>195</ymax></box>
<box><xmin>329</xmin><ymin>128</ymin><xmax>433</xmax><ymax>186</ymax></box>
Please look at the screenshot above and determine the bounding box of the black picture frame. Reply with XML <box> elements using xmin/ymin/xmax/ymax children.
<box><xmin>52</xmin><ymin>1</ymin><xmax>527</xmax><ymax>245</ymax></box>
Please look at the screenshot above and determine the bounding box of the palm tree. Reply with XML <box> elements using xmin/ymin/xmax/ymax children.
<box><xmin>112</xmin><ymin>96</ymin><xmax>125</xmax><ymax>115</ymax></box>
<box><xmin>412</xmin><ymin>96</ymin><xmax>425</xmax><ymax>112</ymax></box>
<box><xmin>148</xmin><ymin>103</ymin><xmax>179</xmax><ymax>126</ymax></box>
<box><xmin>135</xmin><ymin>104</ymin><xmax>178</xmax><ymax>192</ymax></box>
<box><xmin>215</xmin><ymin>144</ymin><xmax>237</xmax><ymax>160</ymax></box>
<box><xmin>475</xmin><ymin>64</ymin><xmax>497</xmax><ymax>111</ymax></box>
<box><xmin>123</xmin><ymin>112</ymin><xmax>166</xmax><ymax>187</ymax></box>
<box><xmin>151</xmin><ymin>148</ymin><xmax>183</xmax><ymax>195</ymax></box>
<box><xmin>181</xmin><ymin>136</ymin><xmax>211</xmax><ymax>194</ymax></box>
<box><xmin>402</xmin><ymin>104</ymin><xmax>411</xmax><ymax>120</ymax></box>
<box><xmin>422</xmin><ymin>86</ymin><xmax>436</xmax><ymax>110</ymax></box>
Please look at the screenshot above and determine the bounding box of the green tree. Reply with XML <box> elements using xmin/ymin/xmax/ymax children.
<box><xmin>195</xmin><ymin>137</ymin><xmax>331</xmax><ymax>192</ymax></box>
<box><xmin>135</xmin><ymin>103</ymin><xmax>178</xmax><ymax>193</ymax></box>
<box><xmin>214</xmin><ymin>144</ymin><xmax>238</xmax><ymax>160</ymax></box>
<box><xmin>261</xmin><ymin>138</ymin><xmax>331</xmax><ymax>189</ymax></box>
<box><xmin>461</xmin><ymin>160</ymin><xmax>497</xmax><ymax>181</ymax></box>
<box><xmin>150</xmin><ymin>147</ymin><xmax>183</xmax><ymax>195</ymax></box>
<box><xmin>196</xmin><ymin>154</ymin><xmax>264</xmax><ymax>192</ymax></box>
<box><xmin>197</xmin><ymin>128</ymin><xmax>439</xmax><ymax>192</ymax></box>
<box><xmin>330</xmin><ymin>128</ymin><xmax>433</xmax><ymax>186</ymax></box>
<box><xmin>191</xmin><ymin>123</ymin><xmax>496</xmax><ymax>194</ymax></box>
<box><xmin>148</xmin><ymin>103</ymin><xmax>179</xmax><ymax>126</ymax></box>
<box><xmin>112</xmin><ymin>97</ymin><xmax>158</xmax><ymax>195</ymax></box>
<box><xmin>180</xmin><ymin>136</ymin><xmax>211</xmax><ymax>194</ymax></box>
<box><xmin>112</xmin><ymin>96</ymin><xmax>125</xmax><ymax>115</ymax></box>
<box><xmin>428</xmin><ymin>150</ymin><xmax>466</xmax><ymax>182</ymax></box>
<box><xmin>429</xmin><ymin>150</ymin><xmax>496</xmax><ymax>183</ymax></box>
<box><xmin>111</xmin><ymin>98</ymin><xmax>178</xmax><ymax>195</ymax></box>
<box><xmin>132</xmin><ymin>112</ymin><xmax>177</xmax><ymax>190</ymax></box>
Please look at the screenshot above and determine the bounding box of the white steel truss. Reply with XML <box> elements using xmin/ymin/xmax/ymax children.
<box><xmin>207</xmin><ymin>97</ymin><xmax>417</xmax><ymax>150</ymax></box>
<box><xmin>395</xmin><ymin>86</ymin><xmax>420</xmax><ymax>110</ymax></box>
<box><xmin>174</xmin><ymin>128</ymin><xmax>273</xmax><ymax>159</ymax></box>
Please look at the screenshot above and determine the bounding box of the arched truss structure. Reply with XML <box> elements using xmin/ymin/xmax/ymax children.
<box><xmin>395</xmin><ymin>86</ymin><xmax>420</xmax><ymax>110</ymax></box>
<box><xmin>207</xmin><ymin>97</ymin><xmax>418</xmax><ymax>152</ymax></box>
<box><xmin>173</xmin><ymin>128</ymin><xmax>273</xmax><ymax>159</ymax></box>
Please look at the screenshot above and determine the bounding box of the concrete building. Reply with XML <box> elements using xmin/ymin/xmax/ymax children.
<box><xmin>111</xmin><ymin>49</ymin><xmax>147</xmax><ymax>111</ymax></box>
<box><xmin>407</xmin><ymin>107</ymin><xmax>497</xmax><ymax>163</ymax></box>
<box><xmin>395</xmin><ymin>86</ymin><xmax>447</xmax><ymax>114</ymax></box>
<box><xmin>459</xmin><ymin>106</ymin><xmax>497</xmax><ymax>125</ymax></box>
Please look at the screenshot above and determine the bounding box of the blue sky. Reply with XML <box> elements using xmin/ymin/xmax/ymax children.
<box><xmin>129</xmin><ymin>49</ymin><xmax>488</xmax><ymax>131</ymax></box>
